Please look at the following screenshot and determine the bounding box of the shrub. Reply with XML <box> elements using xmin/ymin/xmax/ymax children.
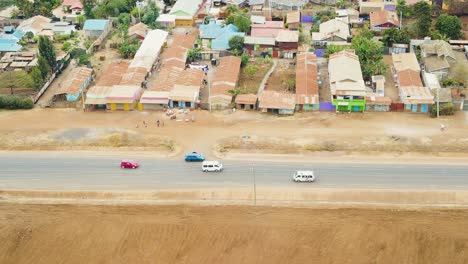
<box><xmin>0</xmin><ymin>96</ymin><xmax>34</xmax><ymax>109</ymax></box>
<box><xmin>431</xmin><ymin>103</ymin><xmax>455</xmax><ymax>117</ymax></box>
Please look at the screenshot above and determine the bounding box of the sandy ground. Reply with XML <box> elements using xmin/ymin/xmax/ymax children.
<box><xmin>0</xmin><ymin>203</ymin><xmax>467</xmax><ymax>264</ymax></box>
<box><xmin>0</xmin><ymin>109</ymin><xmax>467</xmax><ymax>159</ymax></box>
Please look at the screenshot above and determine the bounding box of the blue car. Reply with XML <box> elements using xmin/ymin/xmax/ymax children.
<box><xmin>185</xmin><ymin>152</ymin><xmax>205</xmax><ymax>162</ymax></box>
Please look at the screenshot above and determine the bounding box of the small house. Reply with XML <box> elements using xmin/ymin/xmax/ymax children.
<box><xmin>235</xmin><ymin>94</ymin><xmax>258</xmax><ymax>110</ymax></box>
<box><xmin>399</xmin><ymin>86</ymin><xmax>434</xmax><ymax>113</ymax></box>
<box><xmin>369</xmin><ymin>10</ymin><xmax>399</xmax><ymax>32</ymax></box>
<box><xmin>139</xmin><ymin>91</ymin><xmax>169</xmax><ymax>110</ymax></box>
<box><xmin>84</xmin><ymin>85</ymin><xmax>112</xmax><ymax>109</ymax></box>
<box><xmin>295</xmin><ymin>52</ymin><xmax>319</xmax><ymax>111</ymax></box>
<box><xmin>169</xmin><ymin>69</ymin><xmax>205</xmax><ymax>108</ymax></box>
<box><xmin>128</xmin><ymin>23</ymin><xmax>149</xmax><ymax>40</ymax></box>
<box><xmin>169</xmin><ymin>0</ymin><xmax>203</xmax><ymax>27</ymax></box>
<box><xmin>62</xmin><ymin>0</ymin><xmax>83</xmax><ymax>14</ymax></box>
<box><xmin>312</xmin><ymin>18</ymin><xmax>350</xmax><ymax>46</ymax></box>
<box><xmin>420</xmin><ymin>40</ymin><xmax>456</xmax><ymax>80</ymax></box>
<box><xmin>276</xmin><ymin>30</ymin><xmax>299</xmax><ymax>58</ymax></box>
<box><xmin>259</xmin><ymin>90</ymin><xmax>296</xmax><ymax>115</ymax></box>
<box><xmin>210</xmin><ymin>56</ymin><xmax>242</xmax><ymax>109</ymax></box>
<box><xmin>251</xmin><ymin>21</ymin><xmax>285</xmax><ymax>38</ymax></box>
<box><xmin>55</xmin><ymin>67</ymin><xmax>93</xmax><ymax>102</ymax></box>
<box><xmin>286</xmin><ymin>11</ymin><xmax>301</xmax><ymax>30</ymax></box>
<box><xmin>157</xmin><ymin>14</ymin><xmax>176</xmax><ymax>29</ymax></box>
<box><xmin>106</xmin><ymin>85</ymin><xmax>142</xmax><ymax>111</ymax></box>
<box><xmin>83</xmin><ymin>19</ymin><xmax>112</xmax><ymax>39</ymax></box>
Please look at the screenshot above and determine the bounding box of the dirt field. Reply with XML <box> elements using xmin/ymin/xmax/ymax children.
<box><xmin>238</xmin><ymin>59</ymin><xmax>274</xmax><ymax>94</ymax></box>
<box><xmin>264</xmin><ymin>59</ymin><xmax>296</xmax><ymax>93</ymax></box>
<box><xmin>0</xmin><ymin>109</ymin><xmax>467</xmax><ymax>157</ymax></box>
<box><xmin>0</xmin><ymin>203</ymin><xmax>467</xmax><ymax>264</ymax></box>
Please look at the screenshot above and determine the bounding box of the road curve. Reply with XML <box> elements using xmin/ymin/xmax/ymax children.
<box><xmin>0</xmin><ymin>153</ymin><xmax>467</xmax><ymax>191</ymax></box>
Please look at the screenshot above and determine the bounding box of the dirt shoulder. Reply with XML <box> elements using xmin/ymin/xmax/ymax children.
<box><xmin>1</xmin><ymin>203</ymin><xmax>468</xmax><ymax>264</ymax></box>
<box><xmin>0</xmin><ymin>109</ymin><xmax>467</xmax><ymax>159</ymax></box>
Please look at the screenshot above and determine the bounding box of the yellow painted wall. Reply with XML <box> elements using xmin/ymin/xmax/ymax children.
<box><xmin>175</xmin><ymin>19</ymin><xmax>193</xmax><ymax>27</ymax></box>
<box><xmin>110</xmin><ymin>103</ymin><xmax>116</xmax><ymax>111</ymax></box>
<box><xmin>123</xmin><ymin>103</ymin><xmax>130</xmax><ymax>111</ymax></box>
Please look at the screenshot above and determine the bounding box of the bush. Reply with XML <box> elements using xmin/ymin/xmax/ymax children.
<box><xmin>241</xmin><ymin>54</ymin><xmax>249</xmax><ymax>66</ymax></box>
<box><xmin>70</xmin><ymin>48</ymin><xmax>86</xmax><ymax>59</ymax></box>
<box><xmin>431</xmin><ymin>103</ymin><xmax>455</xmax><ymax>117</ymax></box>
<box><xmin>0</xmin><ymin>96</ymin><xmax>34</xmax><ymax>109</ymax></box>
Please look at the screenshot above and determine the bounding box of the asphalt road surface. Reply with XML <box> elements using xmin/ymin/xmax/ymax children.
<box><xmin>0</xmin><ymin>153</ymin><xmax>467</xmax><ymax>190</ymax></box>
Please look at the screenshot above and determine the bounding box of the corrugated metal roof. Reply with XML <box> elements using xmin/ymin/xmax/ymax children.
<box><xmin>95</xmin><ymin>60</ymin><xmax>130</xmax><ymax>87</ymax></box>
<box><xmin>211</xmin><ymin>56</ymin><xmax>241</xmax><ymax>99</ymax></box>
<box><xmin>140</xmin><ymin>91</ymin><xmax>169</xmax><ymax>104</ymax></box>
<box><xmin>235</xmin><ymin>94</ymin><xmax>258</xmax><ymax>104</ymax></box>
<box><xmin>400</xmin><ymin>86</ymin><xmax>434</xmax><ymax>104</ymax></box>
<box><xmin>83</xmin><ymin>19</ymin><xmax>109</xmax><ymax>31</ymax></box>
<box><xmin>259</xmin><ymin>90</ymin><xmax>295</xmax><ymax>110</ymax></box>
<box><xmin>392</xmin><ymin>53</ymin><xmax>420</xmax><ymax>72</ymax></box>
<box><xmin>397</xmin><ymin>69</ymin><xmax>423</xmax><ymax>87</ymax></box>
<box><xmin>169</xmin><ymin>0</ymin><xmax>203</xmax><ymax>17</ymax></box>
<box><xmin>296</xmin><ymin>52</ymin><xmax>319</xmax><ymax>105</ymax></box>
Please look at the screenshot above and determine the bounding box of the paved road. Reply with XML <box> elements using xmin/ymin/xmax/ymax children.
<box><xmin>0</xmin><ymin>154</ymin><xmax>467</xmax><ymax>190</ymax></box>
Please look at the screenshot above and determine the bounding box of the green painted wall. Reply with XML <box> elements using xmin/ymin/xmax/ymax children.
<box><xmin>332</xmin><ymin>99</ymin><xmax>366</xmax><ymax>112</ymax></box>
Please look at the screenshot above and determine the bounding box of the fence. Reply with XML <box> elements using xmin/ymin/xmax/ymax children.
<box><xmin>33</xmin><ymin>73</ymin><xmax>56</xmax><ymax>104</ymax></box>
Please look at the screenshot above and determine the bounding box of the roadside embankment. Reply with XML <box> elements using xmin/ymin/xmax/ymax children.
<box><xmin>2</xmin><ymin>188</ymin><xmax>468</xmax><ymax>208</ymax></box>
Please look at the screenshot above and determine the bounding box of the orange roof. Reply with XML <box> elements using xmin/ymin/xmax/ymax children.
<box><xmin>58</xmin><ymin>67</ymin><xmax>93</xmax><ymax>95</ymax></box>
<box><xmin>211</xmin><ymin>56</ymin><xmax>241</xmax><ymax>97</ymax></box>
<box><xmin>235</xmin><ymin>94</ymin><xmax>258</xmax><ymax>104</ymax></box>
<box><xmin>149</xmin><ymin>60</ymin><xmax>185</xmax><ymax>91</ymax></box>
<box><xmin>259</xmin><ymin>90</ymin><xmax>296</xmax><ymax>110</ymax></box>
<box><xmin>172</xmin><ymin>33</ymin><xmax>197</xmax><ymax>50</ymax></box>
<box><xmin>128</xmin><ymin>22</ymin><xmax>149</xmax><ymax>38</ymax></box>
<box><xmin>119</xmin><ymin>67</ymin><xmax>147</xmax><ymax>86</ymax></box>
<box><xmin>95</xmin><ymin>61</ymin><xmax>130</xmax><ymax>87</ymax></box>
<box><xmin>369</xmin><ymin>10</ymin><xmax>399</xmax><ymax>27</ymax></box>
<box><xmin>161</xmin><ymin>46</ymin><xmax>188</xmax><ymax>63</ymax></box>
<box><xmin>175</xmin><ymin>68</ymin><xmax>205</xmax><ymax>87</ymax></box>
<box><xmin>295</xmin><ymin>52</ymin><xmax>319</xmax><ymax>105</ymax></box>
<box><xmin>397</xmin><ymin>69</ymin><xmax>423</xmax><ymax>87</ymax></box>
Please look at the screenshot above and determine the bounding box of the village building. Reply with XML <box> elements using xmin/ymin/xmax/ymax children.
<box><xmin>312</xmin><ymin>18</ymin><xmax>350</xmax><ymax>46</ymax></box>
<box><xmin>128</xmin><ymin>23</ymin><xmax>149</xmax><ymax>40</ymax></box>
<box><xmin>210</xmin><ymin>56</ymin><xmax>242</xmax><ymax>109</ymax></box>
<box><xmin>169</xmin><ymin>0</ymin><xmax>204</xmax><ymax>27</ymax></box>
<box><xmin>258</xmin><ymin>90</ymin><xmax>296</xmax><ymax>115</ymax></box>
<box><xmin>138</xmin><ymin>91</ymin><xmax>169</xmax><ymax>110</ymax></box>
<box><xmin>0</xmin><ymin>52</ymin><xmax>37</xmax><ymax>72</ymax></box>
<box><xmin>286</xmin><ymin>11</ymin><xmax>301</xmax><ymax>30</ymax></box>
<box><xmin>0</xmin><ymin>28</ymin><xmax>23</xmax><ymax>53</ymax></box>
<box><xmin>157</xmin><ymin>14</ymin><xmax>176</xmax><ymax>29</ymax></box>
<box><xmin>235</xmin><ymin>94</ymin><xmax>258</xmax><ymax>110</ymax></box>
<box><xmin>391</xmin><ymin>52</ymin><xmax>420</xmax><ymax>72</ymax></box>
<box><xmin>420</xmin><ymin>40</ymin><xmax>457</xmax><ymax>80</ymax></box>
<box><xmin>199</xmin><ymin>20</ymin><xmax>245</xmax><ymax>51</ymax></box>
<box><xmin>275</xmin><ymin>30</ymin><xmax>299</xmax><ymax>58</ymax></box>
<box><xmin>250</xmin><ymin>15</ymin><xmax>266</xmax><ymax>24</ymax></box>
<box><xmin>84</xmin><ymin>86</ymin><xmax>112</xmax><ymax>109</ymax></box>
<box><xmin>250</xmin><ymin>21</ymin><xmax>285</xmax><ymax>38</ymax></box>
<box><xmin>369</xmin><ymin>10</ymin><xmax>399</xmax><ymax>32</ymax></box>
<box><xmin>269</xmin><ymin>0</ymin><xmax>308</xmax><ymax>10</ymax></box>
<box><xmin>106</xmin><ymin>85</ymin><xmax>142</xmax><ymax>111</ymax></box>
<box><xmin>83</xmin><ymin>19</ymin><xmax>112</xmax><ymax>39</ymax></box>
<box><xmin>366</xmin><ymin>75</ymin><xmax>392</xmax><ymax>111</ymax></box>
<box><xmin>295</xmin><ymin>52</ymin><xmax>319</xmax><ymax>111</ymax></box>
<box><xmin>395</xmin><ymin>69</ymin><xmax>423</xmax><ymax>88</ymax></box>
<box><xmin>54</xmin><ymin>67</ymin><xmax>93</xmax><ymax>102</ymax></box>
<box><xmin>399</xmin><ymin>86</ymin><xmax>434</xmax><ymax>113</ymax></box>
<box><xmin>243</xmin><ymin>36</ymin><xmax>276</xmax><ymax>56</ymax></box>
<box><xmin>359</xmin><ymin>0</ymin><xmax>396</xmax><ymax>15</ymax></box>
<box><xmin>62</xmin><ymin>0</ymin><xmax>83</xmax><ymax>14</ymax></box>
<box><xmin>169</xmin><ymin>69</ymin><xmax>205</xmax><ymax>108</ymax></box>
<box><xmin>17</xmin><ymin>16</ymin><xmax>51</xmax><ymax>36</ymax></box>
<box><xmin>328</xmin><ymin>50</ymin><xmax>367</xmax><ymax>112</ymax></box>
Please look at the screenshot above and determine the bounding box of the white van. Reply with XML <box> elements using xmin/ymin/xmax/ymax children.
<box><xmin>188</xmin><ymin>63</ymin><xmax>209</xmax><ymax>72</ymax></box>
<box><xmin>293</xmin><ymin>171</ymin><xmax>316</xmax><ymax>182</ymax></box>
<box><xmin>202</xmin><ymin>161</ymin><xmax>223</xmax><ymax>172</ymax></box>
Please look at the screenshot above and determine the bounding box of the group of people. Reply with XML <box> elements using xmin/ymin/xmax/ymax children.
<box><xmin>136</xmin><ymin>119</ymin><xmax>164</xmax><ymax>128</ymax></box>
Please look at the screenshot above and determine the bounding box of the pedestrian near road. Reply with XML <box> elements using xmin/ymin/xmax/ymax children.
<box><xmin>162</xmin><ymin>121</ymin><xmax>165</xmax><ymax>127</ymax></box>
<box><xmin>157</xmin><ymin>120</ymin><xmax>160</xmax><ymax>127</ymax></box>
<box><xmin>440</xmin><ymin>123</ymin><xmax>446</xmax><ymax>132</ymax></box>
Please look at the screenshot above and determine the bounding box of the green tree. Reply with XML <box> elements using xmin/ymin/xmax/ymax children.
<box><xmin>352</xmin><ymin>28</ymin><xmax>387</xmax><ymax>79</ymax></box>
<box><xmin>225</xmin><ymin>5</ymin><xmax>240</xmax><ymax>16</ymax></box>
<box><xmin>413</xmin><ymin>2</ymin><xmax>431</xmax><ymax>38</ymax></box>
<box><xmin>23</xmin><ymin>31</ymin><xmax>34</xmax><ymax>43</ymax></box>
<box><xmin>336</xmin><ymin>0</ymin><xmax>345</xmax><ymax>9</ymax></box>
<box><xmin>61</xmin><ymin>42</ymin><xmax>72</xmax><ymax>52</ymax></box>
<box><xmin>37</xmin><ymin>56</ymin><xmax>51</xmax><ymax>80</ymax></box>
<box><xmin>117</xmin><ymin>13</ymin><xmax>131</xmax><ymax>26</ymax></box>
<box><xmin>428</xmin><ymin>29</ymin><xmax>449</xmax><ymax>41</ymax></box>
<box><xmin>141</xmin><ymin>2</ymin><xmax>160</xmax><ymax>29</ymax></box>
<box><xmin>38</xmin><ymin>36</ymin><xmax>56</xmax><ymax>70</ymax></box>
<box><xmin>187</xmin><ymin>48</ymin><xmax>201</xmax><ymax>62</ymax></box>
<box><xmin>382</xmin><ymin>28</ymin><xmax>410</xmax><ymax>47</ymax></box>
<box><xmin>119</xmin><ymin>40</ymin><xmax>139</xmax><ymax>58</ymax></box>
<box><xmin>435</xmin><ymin>14</ymin><xmax>463</xmax><ymax>40</ymax></box>
<box><xmin>29</xmin><ymin>67</ymin><xmax>44</xmax><ymax>90</ymax></box>
<box><xmin>245</xmin><ymin>64</ymin><xmax>259</xmax><ymax>79</ymax></box>
<box><xmin>325</xmin><ymin>44</ymin><xmax>346</xmax><ymax>57</ymax></box>
<box><xmin>232</xmin><ymin>14</ymin><xmax>251</xmax><ymax>32</ymax></box>
<box><xmin>77</xmin><ymin>15</ymin><xmax>86</xmax><ymax>28</ymax></box>
<box><xmin>14</xmin><ymin>0</ymin><xmax>34</xmax><ymax>18</ymax></box>
<box><xmin>228</xmin><ymin>35</ymin><xmax>244</xmax><ymax>52</ymax></box>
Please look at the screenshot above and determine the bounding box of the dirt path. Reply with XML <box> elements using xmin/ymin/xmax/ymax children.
<box><xmin>0</xmin><ymin>203</ymin><xmax>467</xmax><ymax>264</ymax></box>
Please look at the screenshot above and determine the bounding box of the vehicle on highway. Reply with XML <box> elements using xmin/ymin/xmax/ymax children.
<box><xmin>185</xmin><ymin>152</ymin><xmax>205</xmax><ymax>162</ymax></box>
<box><xmin>121</xmin><ymin>160</ymin><xmax>139</xmax><ymax>169</ymax></box>
<box><xmin>202</xmin><ymin>161</ymin><xmax>223</xmax><ymax>172</ymax></box>
<box><xmin>293</xmin><ymin>171</ymin><xmax>315</xmax><ymax>182</ymax></box>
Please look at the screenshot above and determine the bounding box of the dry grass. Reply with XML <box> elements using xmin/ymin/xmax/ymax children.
<box><xmin>237</xmin><ymin>59</ymin><xmax>274</xmax><ymax>94</ymax></box>
<box><xmin>217</xmin><ymin>135</ymin><xmax>468</xmax><ymax>154</ymax></box>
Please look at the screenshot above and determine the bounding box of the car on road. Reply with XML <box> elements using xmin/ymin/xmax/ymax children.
<box><xmin>202</xmin><ymin>161</ymin><xmax>223</xmax><ymax>172</ymax></box>
<box><xmin>121</xmin><ymin>160</ymin><xmax>139</xmax><ymax>169</ymax></box>
<box><xmin>185</xmin><ymin>152</ymin><xmax>205</xmax><ymax>162</ymax></box>
<box><xmin>293</xmin><ymin>171</ymin><xmax>315</xmax><ymax>182</ymax></box>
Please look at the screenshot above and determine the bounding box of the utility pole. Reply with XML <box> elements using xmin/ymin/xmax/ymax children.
<box><xmin>437</xmin><ymin>87</ymin><xmax>440</xmax><ymax>118</ymax></box>
<box><xmin>251</xmin><ymin>163</ymin><xmax>256</xmax><ymax>206</ymax></box>
<box><xmin>400</xmin><ymin>11</ymin><xmax>403</xmax><ymax>29</ymax></box>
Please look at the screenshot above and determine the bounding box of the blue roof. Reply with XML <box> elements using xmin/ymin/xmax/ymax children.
<box><xmin>384</xmin><ymin>5</ymin><xmax>396</xmax><ymax>11</ymax></box>
<box><xmin>83</xmin><ymin>19</ymin><xmax>109</xmax><ymax>31</ymax></box>
<box><xmin>4</xmin><ymin>26</ymin><xmax>14</xmax><ymax>32</ymax></box>
<box><xmin>12</xmin><ymin>29</ymin><xmax>24</xmax><ymax>39</ymax></box>
<box><xmin>212</xmin><ymin>32</ymin><xmax>245</xmax><ymax>50</ymax></box>
<box><xmin>0</xmin><ymin>34</ymin><xmax>20</xmax><ymax>42</ymax></box>
<box><xmin>0</xmin><ymin>42</ymin><xmax>22</xmax><ymax>52</ymax></box>
<box><xmin>301</xmin><ymin>15</ymin><xmax>313</xmax><ymax>23</ymax></box>
<box><xmin>199</xmin><ymin>20</ymin><xmax>224</xmax><ymax>39</ymax></box>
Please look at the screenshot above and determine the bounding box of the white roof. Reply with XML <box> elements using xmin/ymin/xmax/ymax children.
<box><xmin>244</xmin><ymin>36</ymin><xmax>276</xmax><ymax>45</ymax></box>
<box><xmin>129</xmin><ymin>29</ymin><xmax>168</xmax><ymax>71</ymax></box>
<box><xmin>422</xmin><ymin>72</ymin><xmax>441</xmax><ymax>89</ymax></box>
<box><xmin>157</xmin><ymin>14</ymin><xmax>176</xmax><ymax>22</ymax></box>
<box><xmin>314</xmin><ymin>18</ymin><xmax>350</xmax><ymax>41</ymax></box>
<box><xmin>251</xmin><ymin>15</ymin><xmax>266</xmax><ymax>24</ymax></box>
<box><xmin>329</xmin><ymin>51</ymin><xmax>366</xmax><ymax>95</ymax></box>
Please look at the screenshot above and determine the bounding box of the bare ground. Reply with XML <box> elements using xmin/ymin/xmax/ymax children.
<box><xmin>0</xmin><ymin>203</ymin><xmax>467</xmax><ymax>264</ymax></box>
<box><xmin>0</xmin><ymin>109</ymin><xmax>467</xmax><ymax>157</ymax></box>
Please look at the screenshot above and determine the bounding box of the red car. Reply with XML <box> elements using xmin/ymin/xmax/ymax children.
<box><xmin>121</xmin><ymin>160</ymin><xmax>139</xmax><ymax>169</ymax></box>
